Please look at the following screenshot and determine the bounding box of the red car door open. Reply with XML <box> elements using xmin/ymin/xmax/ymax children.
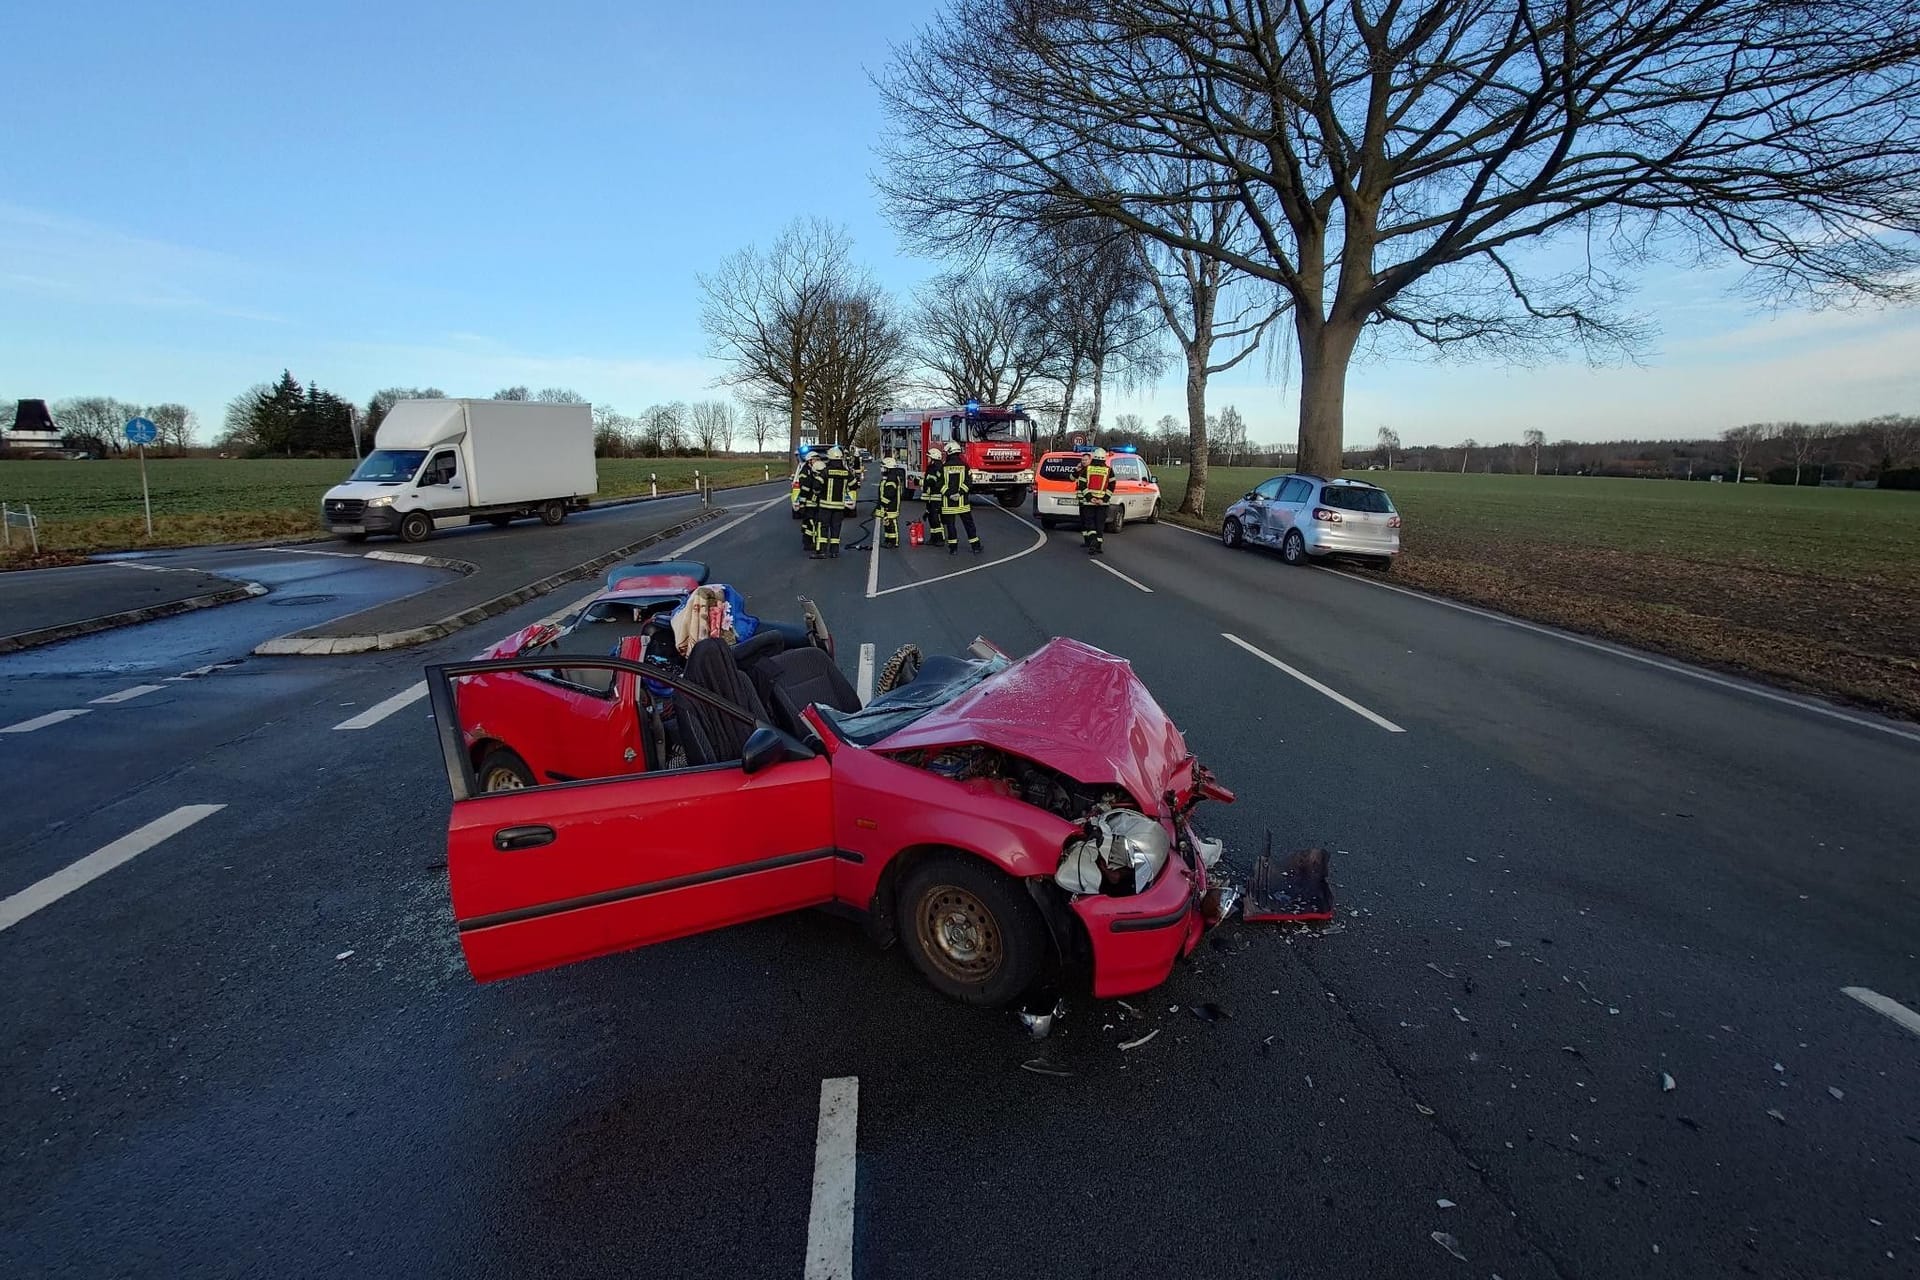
<box><xmin>431</xmin><ymin>657</ymin><xmax>837</xmax><ymax>983</ymax></box>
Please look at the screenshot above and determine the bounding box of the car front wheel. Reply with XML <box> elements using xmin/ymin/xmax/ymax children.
<box><xmin>1221</xmin><ymin>517</ymin><xmax>1243</xmax><ymax>548</ymax></box>
<box><xmin>540</xmin><ymin>501</ymin><xmax>567</xmax><ymax>526</ymax></box>
<box><xmin>477</xmin><ymin>747</ymin><xmax>536</xmax><ymax>792</ymax></box>
<box><xmin>897</xmin><ymin>854</ymin><xmax>1047</xmax><ymax>1007</ymax></box>
<box><xmin>1282</xmin><ymin>529</ymin><xmax>1308</xmax><ymax>565</ymax></box>
<box><xmin>398</xmin><ymin>511</ymin><xmax>433</xmax><ymax>543</ymax></box>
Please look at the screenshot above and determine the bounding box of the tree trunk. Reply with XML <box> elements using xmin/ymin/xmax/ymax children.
<box><xmin>788</xmin><ymin>389</ymin><xmax>805</xmax><ymax>457</ymax></box>
<box><xmin>1294</xmin><ymin>314</ymin><xmax>1361</xmax><ymax>476</ymax></box>
<box><xmin>1086</xmin><ymin>364</ymin><xmax>1105</xmax><ymax>438</ymax></box>
<box><xmin>1178</xmin><ymin>347</ymin><xmax>1211</xmax><ymax>517</ymax></box>
<box><xmin>1053</xmin><ymin>356</ymin><xmax>1082</xmax><ymax>451</ymax></box>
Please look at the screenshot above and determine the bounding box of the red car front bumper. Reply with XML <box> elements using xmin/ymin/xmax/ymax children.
<box><xmin>1073</xmin><ymin>849</ymin><xmax>1210</xmax><ymax>999</ymax></box>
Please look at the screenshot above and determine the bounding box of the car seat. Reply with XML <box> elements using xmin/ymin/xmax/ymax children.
<box><xmin>677</xmin><ymin>637</ymin><xmax>770</xmax><ymax>765</ymax></box>
<box><xmin>762</xmin><ymin>647</ymin><xmax>862</xmax><ymax>738</ymax></box>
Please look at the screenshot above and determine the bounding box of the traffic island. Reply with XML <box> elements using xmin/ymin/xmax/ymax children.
<box><xmin>0</xmin><ymin>564</ymin><xmax>269</xmax><ymax>655</ymax></box>
<box><xmin>253</xmin><ymin>506</ymin><xmax>727</xmax><ymax>655</ymax></box>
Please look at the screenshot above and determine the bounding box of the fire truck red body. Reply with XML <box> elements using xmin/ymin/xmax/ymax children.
<box><xmin>877</xmin><ymin>403</ymin><xmax>1037</xmax><ymax>507</ymax></box>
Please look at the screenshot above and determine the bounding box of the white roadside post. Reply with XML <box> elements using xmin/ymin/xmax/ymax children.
<box><xmin>124</xmin><ymin>417</ymin><xmax>158</xmax><ymax>536</ymax></box>
<box><xmin>650</xmin><ymin>472</ymin><xmax>657</xmax><ymax>499</ymax></box>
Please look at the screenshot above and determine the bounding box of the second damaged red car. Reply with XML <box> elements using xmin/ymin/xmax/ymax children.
<box><xmin>427</xmin><ymin>635</ymin><xmax>1234</xmax><ymax>1006</ymax></box>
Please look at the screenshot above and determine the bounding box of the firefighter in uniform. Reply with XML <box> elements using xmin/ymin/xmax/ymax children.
<box><xmin>921</xmin><ymin>446</ymin><xmax>948</xmax><ymax>547</ymax></box>
<box><xmin>875</xmin><ymin>454</ymin><xmax>906</xmax><ymax>548</ymax></box>
<box><xmin>940</xmin><ymin>447</ymin><xmax>983</xmax><ymax>555</ymax></box>
<box><xmin>1077</xmin><ymin>446</ymin><xmax>1114</xmax><ymax>555</ymax></box>
<box><xmin>821</xmin><ymin>445</ymin><xmax>854</xmax><ymax>558</ymax></box>
<box><xmin>798</xmin><ymin>454</ymin><xmax>828</xmax><ymax>559</ymax></box>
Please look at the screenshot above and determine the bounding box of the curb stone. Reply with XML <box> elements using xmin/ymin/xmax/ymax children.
<box><xmin>0</xmin><ymin>580</ymin><xmax>270</xmax><ymax>655</ymax></box>
<box><xmin>252</xmin><ymin>507</ymin><xmax>728</xmax><ymax>656</ymax></box>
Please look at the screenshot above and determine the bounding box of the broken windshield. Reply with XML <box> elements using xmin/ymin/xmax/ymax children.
<box><xmin>820</xmin><ymin>651</ymin><xmax>1011</xmax><ymax>746</ymax></box>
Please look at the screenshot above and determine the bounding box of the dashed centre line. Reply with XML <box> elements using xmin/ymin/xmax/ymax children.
<box><xmin>803</xmin><ymin>1076</ymin><xmax>859</xmax><ymax>1280</ymax></box>
<box><xmin>1222</xmin><ymin>632</ymin><xmax>1406</xmax><ymax>733</ymax></box>
<box><xmin>91</xmin><ymin>685</ymin><xmax>165</xmax><ymax>704</ymax></box>
<box><xmin>1842</xmin><ymin>986</ymin><xmax>1920</xmax><ymax>1040</ymax></box>
<box><xmin>856</xmin><ymin>644</ymin><xmax>875</xmax><ymax>705</ymax></box>
<box><xmin>0</xmin><ymin>804</ymin><xmax>225</xmax><ymax>933</ymax></box>
<box><xmin>334</xmin><ymin>682</ymin><xmax>429</xmax><ymax>731</ymax></box>
<box><xmin>1090</xmin><ymin>559</ymin><xmax>1154</xmax><ymax>593</ymax></box>
<box><xmin>2</xmin><ymin>709</ymin><xmax>90</xmax><ymax>734</ymax></box>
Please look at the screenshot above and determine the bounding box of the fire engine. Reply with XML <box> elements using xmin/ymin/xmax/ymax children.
<box><xmin>876</xmin><ymin>402</ymin><xmax>1038</xmax><ymax>507</ymax></box>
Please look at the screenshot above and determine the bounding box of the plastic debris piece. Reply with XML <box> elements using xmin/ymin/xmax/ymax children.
<box><xmin>1115</xmin><ymin>999</ymin><xmax>1140</xmax><ymax>1017</ymax></box>
<box><xmin>334</xmin><ymin>951</ymin><xmax>354</xmax><ymax>961</ymax></box>
<box><xmin>1662</xmin><ymin>1073</ymin><xmax>1676</xmax><ymax>1092</ymax></box>
<box><xmin>1431</xmin><ymin>1230</ymin><xmax>1468</xmax><ymax>1262</ymax></box>
<box><xmin>1437</xmin><ymin>1198</ymin><xmax>1456</xmax><ymax>1209</ymax></box>
<box><xmin>1561</xmin><ymin>1046</ymin><xmax>1584</xmax><ymax>1058</ymax></box>
<box><xmin>1766</xmin><ymin>1108</ymin><xmax>1787</xmax><ymax>1123</ymax></box>
<box><xmin>1828</xmin><ymin>1086</ymin><xmax>1845</xmax><ymax>1100</ymax></box>
<box><xmin>1018</xmin><ymin>997</ymin><xmax>1066</xmax><ymax>1040</ymax></box>
<box><xmin>1304</xmin><ymin>1074</ymin><xmax>1313</xmax><ymax>1089</ymax></box>
<box><xmin>1169</xmin><ymin>1004</ymin><xmax>1180</xmax><ymax>1013</ymax></box>
<box><xmin>1773</xmin><ymin>1061</ymin><xmax>1784</xmax><ymax>1072</ymax></box>
<box><xmin>1452</xmin><ymin>1007</ymin><xmax>1470</xmax><ymax>1023</ymax></box>
<box><xmin>1607</xmin><ymin>1007</ymin><xmax>1620</xmax><ymax>1015</ymax></box>
<box><xmin>1426</xmin><ymin>962</ymin><xmax>1458</xmax><ymax>979</ymax></box>
<box><xmin>1494</xmin><ymin>939</ymin><xmax>1512</xmax><ymax>949</ymax></box>
<box><xmin>1244</xmin><ymin>836</ymin><xmax>1334</xmax><ymax>921</ymax></box>
<box><xmin>1019</xmin><ymin>1058</ymin><xmax>1072</xmax><ymax>1078</ymax></box>
<box><xmin>1189</xmin><ymin>1001</ymin><xmax>1233</xmax><ymax>1022</ymax></box>
<box><xmin>1415</xmin><ymin>1102</ymin><xmax>1436</xmax><ymax>1116</ymax></box>
<box><xmin>1118</xmin><ymin>1028</ymin><xmax>1161</xmax><ymax>1051</ymax></box>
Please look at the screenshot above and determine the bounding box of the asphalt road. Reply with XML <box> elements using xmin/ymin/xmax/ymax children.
<box><xmin>3</xmin><ymin>480</ymin><xmax>1915</xmax><ymax>1279</ymax></box>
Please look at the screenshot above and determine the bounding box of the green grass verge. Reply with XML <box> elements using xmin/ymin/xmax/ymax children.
<box><xmin>1161</xmin><ymin>466</ymin><xmax>1920</xmax><ymax>718</ymax></box>
<box><xmin>0</xmin><ymin>457</ymin><xmax>776</xmax><ymax>565</ymax></box>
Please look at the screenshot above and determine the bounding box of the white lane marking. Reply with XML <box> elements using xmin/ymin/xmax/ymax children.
<box><xmin>1222</xmin><ymin>632</ymin><xmax>1406</xmax><ymax>733</ymax></box>
<box><xmin>1842</xmin><ymin>986</ymin><xmax>1920</xmax><ymax>1040</ymax></box>
<box><xmin>0</xmin><ymin>804</ymin><xmax>225</xmax><ymax>933</ymax></box>
<box><xmin>804</xmin><ymin>1076</ymin><xmax>859</xmax><ymax>1280</ymax></box>
<box><xmin>2</xmin><ymin>709</ymin><xmax>89</xmax><ymax>734</ymax></box>
<box><xmin>1090</xmin><ymin>559</ymin><xmax>1153</xmax><ymax>593</ymax></box>
<box><xmin>91</xmin><ymin>685</ymin><xmax>165</xmax><ymax>705</ymax></box>
<box><xmin>678</xmin><ymin>494</ymin><xmax>788</xmax><ymax>555</ymax></box>
<box><xmin>1159</xmin><ymin>519</ymin><xmax>1920</xmax><ymax>746</ymax></box>
<box><xmin>856</xmin><ymin>643</ymin><xmax>875</xmax><ymax>705</ymax></box>
<box><xmin>865</xmin><ymin>518</ymin><xmax>881</xmax><ymax>598</ymax></box>
<box><xmin>870</xmin><ymin>504</ymin><xmax>1048</xmax><ymax>598</ymax></box>
<box><xmin>268</xmin><ymin>547</ymin><xmax>363</xmax><ymax>558</ymax></box>
<box><xmin>334</xmin><ymin>681</ymin><xmax>428</xmax><ymax>730</ymax></box>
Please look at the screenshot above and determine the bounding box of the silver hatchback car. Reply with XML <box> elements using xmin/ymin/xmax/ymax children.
<box><xmin>1220</xmin><ymin>474</ymin><xmax>1401</xmax><ymax>568</ymax></box>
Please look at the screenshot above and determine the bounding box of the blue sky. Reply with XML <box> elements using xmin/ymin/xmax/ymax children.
<box><xmin>4</xmin><ymin>0</ymin><xmax>1915</xmax><ymax>448</ymax></box>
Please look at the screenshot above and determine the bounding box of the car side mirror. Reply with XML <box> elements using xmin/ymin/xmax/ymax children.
<box><xmin>741</xmin><ymin>727</ymin><xmax>785</xmax><ymax>775</ymax></box>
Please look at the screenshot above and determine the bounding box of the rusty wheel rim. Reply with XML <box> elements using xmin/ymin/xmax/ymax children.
<box><xmin>914</xmin><ymin>884</ymin><xmax>1002</xmax><ymax>983</ymax></box>
<box><xmin>482</xmin><ymin>765</ymin><xmax>527</xmax><ymax>792</ymax></box>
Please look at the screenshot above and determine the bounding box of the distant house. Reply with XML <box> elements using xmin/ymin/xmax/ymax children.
<box><xmin>5</xmin><ymin>400</ymin><xmax>80</xmax><ymax>458</ymax></box>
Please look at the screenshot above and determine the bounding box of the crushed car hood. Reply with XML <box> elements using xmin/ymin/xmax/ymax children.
<box><xmin>874</xmin><ymin>637</ymin><xmax>1192</xmax><ymax>813</ymax></box>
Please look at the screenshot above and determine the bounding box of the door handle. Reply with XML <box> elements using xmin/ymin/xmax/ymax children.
<box><xmin>494</xmin><ymin>825</ymin><xmax>555</xmax><ymax>852</ymax></box>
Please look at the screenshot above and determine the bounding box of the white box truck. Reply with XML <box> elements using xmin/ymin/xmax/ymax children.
<box><xmin>320</xmin><ymin>399</ymin><xmax>596</xmax><ymax>543</ymax></box>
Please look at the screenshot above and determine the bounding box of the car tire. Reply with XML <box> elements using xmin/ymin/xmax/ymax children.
<box><xmin>897</xmin><ymin>853</ymin><xmax>1047</xmax><ymax>1007</ymax></box>
<box><xmin>1221</xmin><ymin>517</ymin><xmax>1243</xmax><ymax>548</ymax></box>
<box><xmin>1039</xmin><ymin>514</ymin><xmax>1058</xmax><ymax>529</ymax></box>
<box><xmin>398</xmin><ymin>511</ymin><xmax>433</xmax><ymax>543</ymax></box>
<box><xmin>1282</xmin><ymin>529</ymin><xmax>1308</xmax><ymax>565</ymax></box>
<box><xmin>486</xmin><ymin>514</ymin><xmax>514</xmax><ymax>527</ymax></box>
<box><xmin>1144</xmin><ymin>502</ymin><xmax>1158</xmax><ymax>524</ymax></box>
<box><xmin>1372</xmin><ymin>556</ymin><xmax>1394</xmax><ymax>573</ymax></box>
<box><xmin>1108</xmin><ymin>504</ymin><xmax>1124</xmax><ymax>533</ymax></box>
<box><xmin>540</xmin><ymin>501</ymin><xmax>567</xmax><ymax>526</ymax></box>
<box><xmin>476</xmin><ymin>746</ymin><xmax>536</xmax><ymax>792</ymax></box>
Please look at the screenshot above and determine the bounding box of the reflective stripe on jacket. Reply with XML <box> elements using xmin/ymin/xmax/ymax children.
<box><xmin>940</xmin><ymin>460</ymin><xmax>971</xmax><ymax>515</ymax></box>
<box><xmin>1077</xmin><ymin>461</ymin><xmax>1112</xmax><ymax>505</ymax></box>
<box><xmin>821</xmin><ymin>460</ymin><xmax>853</xmax><ymax>509</ymax></box>
<box><xmin>877</xmin><ymin>470</ymin><xmax>904</xmax><ymax>513</ymax></box>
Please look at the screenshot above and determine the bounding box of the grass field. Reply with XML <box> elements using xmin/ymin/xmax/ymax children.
<box><xmin>0</xmin><ymin>456</ymin><xmax>775</xmax><ymax>565</ymax></box>
<box><xmin>1167</xmin><ymin>467</ymin><xmax>1920</xmax><ymax>719</ymax></box>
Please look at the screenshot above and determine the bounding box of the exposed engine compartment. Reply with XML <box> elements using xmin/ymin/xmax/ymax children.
<box><xmin>882</xmin><ymin>744</ymin><xmax>1136</xmax><ymax>822</ymax></box>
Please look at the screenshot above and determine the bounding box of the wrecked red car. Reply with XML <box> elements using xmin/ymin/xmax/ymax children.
<box><xmin>427</xmin><ymin>633</ymin><xmax>1233</xmax><ymax>1006</ymax></box>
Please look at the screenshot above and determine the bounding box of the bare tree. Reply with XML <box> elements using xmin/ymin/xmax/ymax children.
<box><xmin>804</xmin><ymin>282</ymin><xmax>912</xmax><ymax>448</ymax></box>
<box><xmin>1460</xmin><ymin>439</ymin><xmax>1478</xmax><ymax>475</ymax></box>
<box><xmin>534</xmin><ymin>387</ymin><xmax>586</xmax><ymax>404</ymax></box>
<box><xmin>491</xmin><ymin>386</ymin><xmax>530</xmax><ymax>401</ymax></box>
<box><xmin>1137</xmin><ymin>183</ymin><xmax>1285</xmax><ymax>515</ymax></box>
<box><xmin>688</xmin><ymin>400</ymin><xmax>739</xmax><ymax>456</ymax></box>
<box><xmin>878</xmin><ymin>1</ymin><xmax>1920</xmax><ymax>477</ymax></box>
<box><xmin>1020</xmin><ymin>222</ymin><xmax>1165</xmax><ymax>447</ymax></box>
<box><xmin>1154</xmin><ymin>413</ymin><xmax>1182</xmax><ymax>464</ymax></box>
<box><xmin>1723</xmin><ymin>424</ymin><xmax>1767</xmax><ymax>483</ymax></box>
<box><xmin>145</xmin><ymin>403</ymin><xmax>195</xmax><ymax>454</ymax></box>
<box><xmin>912</xmin><ymin>268</ymin><xmax>1059</xmax><ymax>406</ymax></box>
<box><xmin>1216</xmin><ymin>405</ymin><xmax>1249</xmax><ymax>465</ymax></box>
<box><xmin>742</xmin><ymin>401</ymin><xmax>778</xmax><ymax>455</ymax></box>
<box><xmin>638</xmin><ymin>402</ymin><xmax>687</xmax><ymax>456</ymax></box>
<box><xmin>700</xmin><ymin>218</ymin><xmax>854</xmax><ymax>455</ymax></box>
<box><xmin>1523</xmin><ymin>428</ymin><xmax>1546</xmax><ymax>476</ymax></box>
<box><xmin>1777</xmin><ymin>422</ymin><xmax>1819</xmax><ymax>486</ymax></box>
<box><xmin>1864</xmin><ymin>414</ymin><xmax>1920</xmax><ymax>472</ymax></box>
<box><xmin>591</xmin><ymin>404</ymin><xmax>629</xmax><ymax>457</ymax></box>
<box><xmin>221</xmin><ymin>384</ymin><xmax>272</xmax><ymax>452</ymax></box>
<box><xmin>1376</xmin><ymin>426</ymin><xmax>1400</xmax><ymax>471</ymax></box>
<box><xmin>54</xmin><ymin>397</ymin><xmax>138</xmax><ymax>457</ymax></box>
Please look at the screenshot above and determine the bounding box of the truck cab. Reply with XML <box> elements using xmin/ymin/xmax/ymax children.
<box><xmin>877</xmin><ymin>402</ymin><xmax>1037</xmax><ymax>507</ymax></box>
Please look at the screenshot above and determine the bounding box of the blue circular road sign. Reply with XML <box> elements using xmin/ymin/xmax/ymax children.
<box><xmin>124</xmin><ymin>417</ymin><xmax>158</xmax><ymax>445</ymax></box>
